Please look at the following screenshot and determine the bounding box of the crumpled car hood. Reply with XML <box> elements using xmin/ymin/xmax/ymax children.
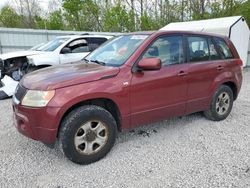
<box><xmin>0</xmin><ymin>50</ymin><xmax>45</xmax><ymax>60</ymax></box>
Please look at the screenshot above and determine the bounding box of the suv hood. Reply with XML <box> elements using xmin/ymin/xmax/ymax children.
<box><xmin>0</xmin><ymin>50</ymin><xmax>45</xmax><ymax>60</ymax></box>
<box><xmin>20</xmin><ymin>62</ymin><xmax>120</xmax><ymax>90</ymax></box>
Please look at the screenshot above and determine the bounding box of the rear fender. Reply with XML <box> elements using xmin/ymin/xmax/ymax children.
<box><xmin>208</xmin><ymin>71</ymin><xmax>237</xmax><ymax>104</ymax></box>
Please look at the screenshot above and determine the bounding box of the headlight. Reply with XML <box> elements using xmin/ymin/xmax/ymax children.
<box><xmin>21</xmin><ymin>90</ymin><xmax>55</xmax><ymax>107</ymax></box>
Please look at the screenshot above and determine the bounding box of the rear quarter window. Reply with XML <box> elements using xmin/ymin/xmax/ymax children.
<box><xmin>214</xmin><ymin>37</ymin><xmax>233</xmax><ymax>59</ymax></box>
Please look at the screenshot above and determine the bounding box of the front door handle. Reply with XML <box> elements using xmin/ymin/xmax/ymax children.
<box><xmin>178</xmin><ymin>71</ymin><xmax>188</xmax><ymax>77</ymax></box>
<box><xmin>217</xmin><ymin>65</ymin><xmax>224</xmax><ymax>70</ymax></box>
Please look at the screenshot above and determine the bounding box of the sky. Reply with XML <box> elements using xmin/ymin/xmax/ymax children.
<box><xmin>0</xmin><ymin>0</ymin><xmax>8</xmax><ymax>7</ymax></box>
<box><xmin>0</xmin><ymin>0</ymin><xmax>49</xmax><ymax>9</ymax></box>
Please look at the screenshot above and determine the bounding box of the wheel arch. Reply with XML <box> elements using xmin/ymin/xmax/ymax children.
<box><xmin>211</xmin><ymin>71</ymin><xmax>239</xmax><ymax>101</ymax></box>
<box><xmin>57</xmin><ymin>98</ymin><xmax>122</xmax><ymax>137</ymax></box>
<box><xmin>222</xmin><ymin>81</ymin><xmax>238</xmax><ymax>100</ymax></box>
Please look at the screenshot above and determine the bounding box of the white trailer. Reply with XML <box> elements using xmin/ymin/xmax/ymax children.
<box><xmin>160</xmin><ymin>16</ymin><xmax>250</xmax><ymax>67</ymax></box>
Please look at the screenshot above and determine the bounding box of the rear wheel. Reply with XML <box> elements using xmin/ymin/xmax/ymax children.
<box><xmin>59</xmin><ymin>105</ymin><xmax>117</xmax><ymax>164</ymax></box>
<box><xmin>204</xmin><ymin>85</ymin><xmax>233</xmax><ymax>121</ymax></box>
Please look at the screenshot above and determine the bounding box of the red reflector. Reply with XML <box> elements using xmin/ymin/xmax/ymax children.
<box><xmin>236</xmin><ymin>59</ymin><xmax>243</xmax><ymax>71</ymax></box>
<box><xmin>236</xmin><ymin>59</ymin><xmax>243</xmax><ymax>67</ymax></box>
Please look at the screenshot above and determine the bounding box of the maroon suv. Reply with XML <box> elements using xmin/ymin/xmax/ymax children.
<box><xmin>13</xmin><ymin>31</ymin><xmax>243</xmax><ymax>164</ymax></box>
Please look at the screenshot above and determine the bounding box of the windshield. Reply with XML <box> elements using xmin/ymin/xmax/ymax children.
<box><xmin>30</xmin><ymin>42</ymin><xmax>46</xmax><ymax>50</ymax></box>
<box><xmin>35</xmin><ymin>37</ymin><xmax>70</xmax><ymax>52</ymax></box>
<box><xmin>85</xmin><ymin>34</ymin><xmax>149</xmax><ymax>67</ymax></box>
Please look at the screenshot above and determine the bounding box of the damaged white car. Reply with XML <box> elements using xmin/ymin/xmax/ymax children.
<box><xmin>0</xmin><ymin>34</ymin><xmax>114</xmax><ymax>99</ymax></box>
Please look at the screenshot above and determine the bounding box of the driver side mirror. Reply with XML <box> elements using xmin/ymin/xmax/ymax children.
<box><xmin>61</xmin><ymin>47</ymin><xmax>72</xmax><ymax>54</ymax></box>
<box><xmin>137</xmin><ymin>58</ymin><xmax>162</xmax><ymax>71</ymax></box>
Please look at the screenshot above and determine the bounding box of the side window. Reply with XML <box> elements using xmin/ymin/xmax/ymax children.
<box><xmin>214</xmin><ymin>37</ymin><xmax>233</xmax><ymax>59</ymax></box>
<box><xmin>142</xmin><ymin>36</ymin><xmax>184</xmax><ymax>66</ymax></box>
<box><xmin>68</xmin><ymin>39</ymin><xmax>90</xmax><ymax>53</ymax></box>
<box><xmin>188</xmin><ymin>36</ymin><xmax>209</xmax><ymax>62</ymax></box>
<box><xmin>208</xmin><ymin>38</ymin><xmax>220</xmax><ymax>60</ymax></box>
<box><xmin>87</xmin><ymin>37</ymin><xmax>108</xmax><ymax>51</ymax></box>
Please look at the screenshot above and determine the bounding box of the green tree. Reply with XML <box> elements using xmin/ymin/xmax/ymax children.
<box><xmin>12</xmin><ymin>0</ymin><xmax>42</xmax><ymax>28</ymax></box>
<box><xmin>0</xmin><ymin>6</ymin><xmax>23</xmax><ymax>28</ymax></box>
<box><xmin>82</xmin><ymin>0</ymin><xmax>103</xmax><ymax>31</ymax></box>
<box><xmin>34</xmin><ymin>15</ymin><xmax>46</xmax><ymax>29</ymax></box>
<box><xmin>235</xmin><ymin>0</ymin><xmax>250</xmax><ymax>26</ymax></box>
<box><xmin>47</xmin><ymin>10</ymin><xmax>64</xmax><ymax>30</ymax></box>
<box><xmin>1</xmin><ymin>0</ymin><xmax>249</xmax><ymax>31</ymax></box>
<box><xmin>63</xmin><ymin>0</ymin><xmax>102</xmax><ymax>31</ymax></box>
<box><xmin>140</xmin><ymin>13</ymin><xmax>159</xmax><ymax>30</ymax></box>
<box><xmin>103</xmin><ymin>2</ymin><xmax>136</xmax><ymax>32</ymax></box>
<box><xmin>63</xmin><ymin>0</ymin><xmax>84</xmax><ymax>30</ymax></box>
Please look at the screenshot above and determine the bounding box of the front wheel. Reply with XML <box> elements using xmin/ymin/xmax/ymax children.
<box><xmin>59</xmin><ymin>105</ymin><xmax>117</xmax><ymax>164</ymax></box>
<box><xmin>204</xmin><ymin>85</ymin><xmax>233</xmax><ymax>121</ymax></box>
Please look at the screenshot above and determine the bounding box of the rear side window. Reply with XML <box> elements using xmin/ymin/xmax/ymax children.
<box><xmin>208</xmin><ymin>38</ymin><xmax>220</xmax><ymax>60</ymax></box>
<box><xmin>86</xmin><ymin>37</ymin><xmax>108</xmax><ymax>51</ymax></box>
<box><xmin>187</xmin><ymin>36</ymin><xmax>209</xmax><ymax>62</ymax></box>
<box><xmin>214</xmin><ymin>37</ymin><xmax>233</xmax><ymax>59</ymax></box>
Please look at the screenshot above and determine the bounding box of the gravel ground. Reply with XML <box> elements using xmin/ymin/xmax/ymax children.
<box><xmin>1</xmin><ymin>70</ymin><xmax>250</xmax><ymax>188</ymax></box>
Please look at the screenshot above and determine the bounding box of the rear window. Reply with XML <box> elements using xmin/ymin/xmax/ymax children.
<box><xmin>214</xmin><ymin>37</ymin><xmax>233</xmax><ymax>59</ymax></box>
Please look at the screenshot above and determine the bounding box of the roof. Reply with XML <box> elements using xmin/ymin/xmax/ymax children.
<box><xmin>118</xmin><ymin>30</ymin><xmax>227</xmax><ymax>38</ymax></box>
<box><xmin>56</xmin><ymin>34</ymin><xmax>114</xmax><ymax>40</ymax></box>
<box><xmin>160</xmin><ymin>16</ymin><xmax>243</xmax><ymax>36</ymax></box>
<box><xmin>130</xmin><ymin>31</ymin><xmax>155</xmax><ymax>35</ymax></box>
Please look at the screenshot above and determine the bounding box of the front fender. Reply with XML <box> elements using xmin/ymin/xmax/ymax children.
<box><xmin>28</xmin><ymin>54</ymin><xmax>59</xmax><ymax>66</ymax></box>
<box><xmin>47</xmin><ymin>76</ymin><xmax>130</xmax><ymax>129</ymax></box>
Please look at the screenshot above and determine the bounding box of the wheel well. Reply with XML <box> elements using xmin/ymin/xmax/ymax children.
<box><xmin>38</xmin><ymin>65</ymin><xmax>51</xmax><ymax>67</ymax></box>
<box><xmin>58</xmin><ymin>98</ymin><xmax>122</xmax><ymax>136</ymax></box>
<box><xmin>223</xmin><ymin>82</ymin><xmax>237</xmax><ymax>100</ymax></box>
<box><xmin>32</xmin><ymin>65</ymin><xmax>51</xmax><ymax>69</ymax></box>
<box><xmin>27</xmin><ymin>65</ymin><xmax>51</xmax><ymax>72</ymax></box>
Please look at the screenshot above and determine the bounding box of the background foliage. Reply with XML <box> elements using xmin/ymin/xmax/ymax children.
<box><xmin>0</xmin><ymin>0</ymin><xmax>249</xmax><ymax>31</ymax></box>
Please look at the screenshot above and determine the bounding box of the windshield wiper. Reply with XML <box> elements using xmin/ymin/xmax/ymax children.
<box><xmin>89</xmin><ymin>59</ymin><xmax>106</xmax><ymax>66</ymax></box>
<box><xmin>82</xmin><ymin>58</ymin><xmax>90</xmax><ymax>64</ymax></box>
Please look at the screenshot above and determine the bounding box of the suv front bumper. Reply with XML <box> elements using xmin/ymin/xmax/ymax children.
<box><xmin>12</xmin><ymin>97</ymin><xmax>61</xmax><ymax>144</ymax></box>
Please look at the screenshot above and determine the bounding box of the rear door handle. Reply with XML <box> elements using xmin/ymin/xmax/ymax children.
<box><xmin>217</xmin><ymin>65</ymin><xmax>224</xmax><ymax>70</ymax></box>
<box><xmin>178</xmin><ymin>71</ymin><xmax>188</xmax><ymax>77</ymax></box>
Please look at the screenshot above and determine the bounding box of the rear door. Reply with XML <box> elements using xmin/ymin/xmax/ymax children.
<box><xmin>85</xmin><ymin>37</ymin><xmax>108</xmax><ymax>52</ymax></box>
<box><xmin>130</xmin><ymin>35</ymin><xmax>189</xmax><ymax>126</ymax></box>
<box><xmin>185</xmin><ymin>35</ymin><xmax>227</xmax><ymax>114</ymax></box>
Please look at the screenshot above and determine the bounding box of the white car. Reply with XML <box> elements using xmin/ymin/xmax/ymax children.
<box><xmin>0</xmin><ymin>34</ymin><xmax>114</xmax><ymax>99</ymax></box>
<box><xmin>0</xmin><ymin>34</ymin><xmax>114</xmax><ymax>81</ymax></box>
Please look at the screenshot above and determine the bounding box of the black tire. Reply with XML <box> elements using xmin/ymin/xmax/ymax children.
<box><xmin>204</xmin><ymin>85</ymin><xmax>233</xmax><ymax>121</ymax></box>
<box><xmin>59</xmin><ymin>105</ymin><xmax>117</xmax><ymax>165</ymax></box>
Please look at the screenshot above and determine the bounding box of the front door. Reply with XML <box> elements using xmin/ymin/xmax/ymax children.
<box><xmin>130</xmin><ymin>35</ymin><xmax>188</xmax><ymax>126</ymax></box>
<box><xmin>59</xmin><ymin>38</ymin><xmax>90</xmax><ymax>64</ymax></box>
